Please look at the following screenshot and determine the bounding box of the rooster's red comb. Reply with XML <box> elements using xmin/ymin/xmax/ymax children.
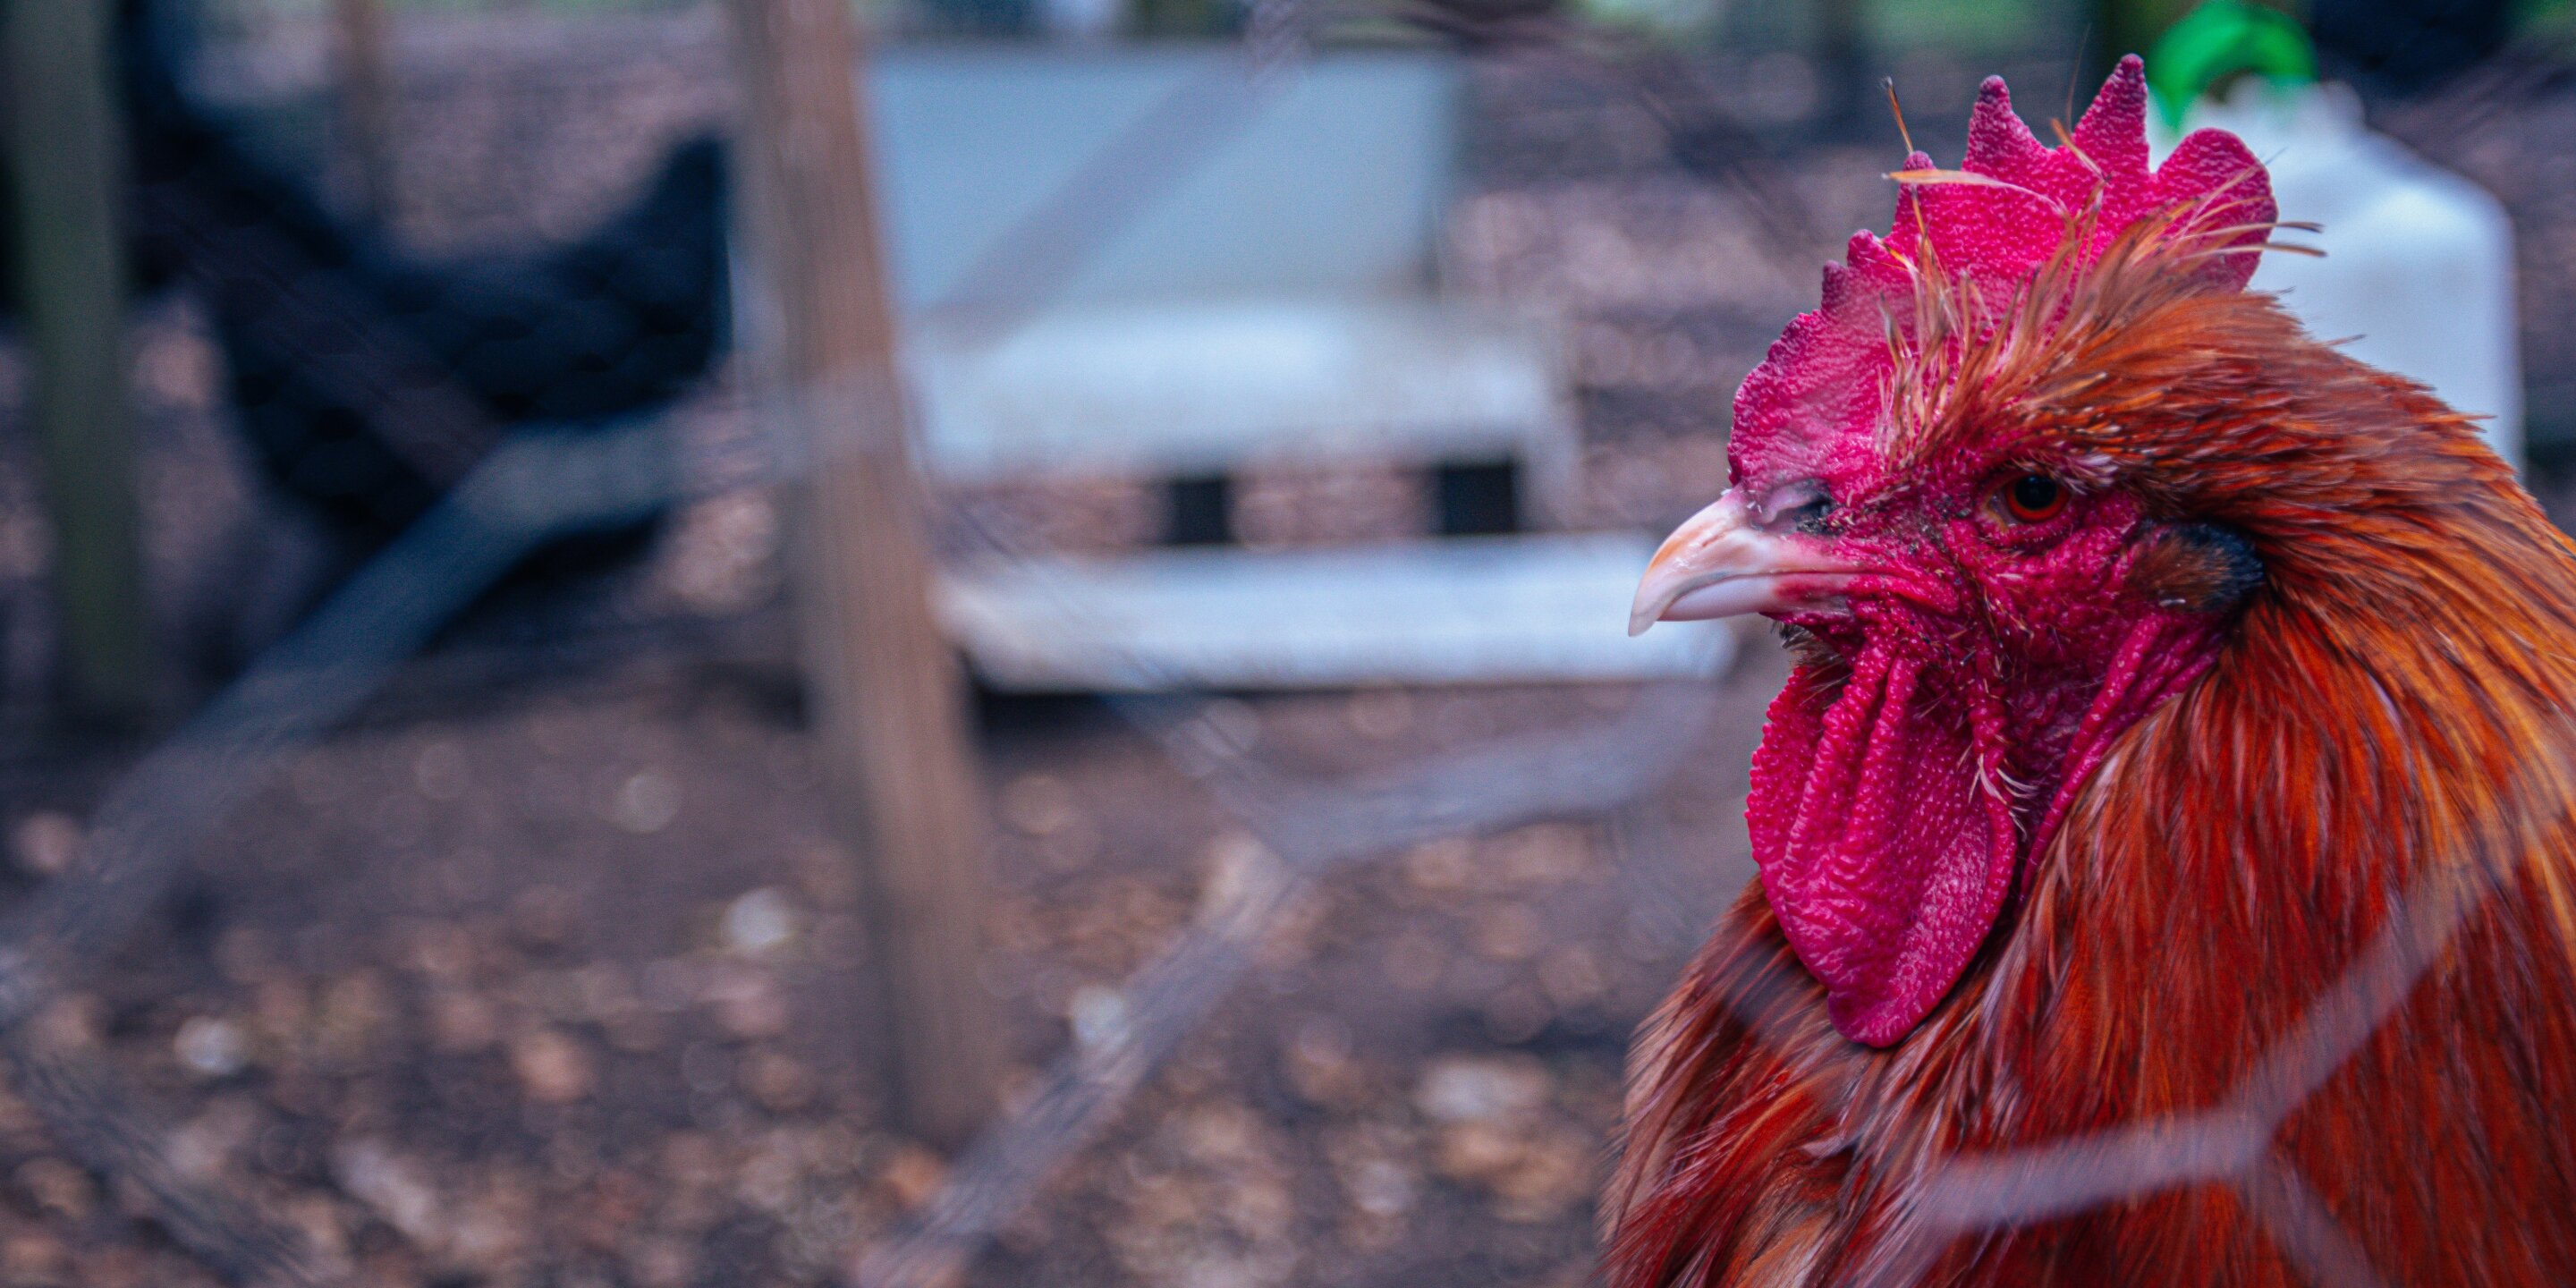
<box><xmin>1731</xmin><ymin>55</ymin><xmax>2277</xmax><ymax>487</ymax></box>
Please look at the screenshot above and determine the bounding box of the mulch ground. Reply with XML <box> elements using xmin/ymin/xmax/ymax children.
<box><xmin>0</xmin><ymin>644</ymin><xmax>1783</xmax><ymax>1287</ymax></box>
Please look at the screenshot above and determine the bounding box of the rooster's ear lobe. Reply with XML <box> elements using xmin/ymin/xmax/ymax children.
<box><xmin>2128</xmin><ymin>521</ymin><xmax>2264</xmax><ymax>614</ymax></box>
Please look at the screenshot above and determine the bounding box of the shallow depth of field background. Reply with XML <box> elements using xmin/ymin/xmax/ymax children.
<box><xmin>0</xmin><ymin>0</ymin><xmax>2570</xmax><ymax>1285</ymax></box>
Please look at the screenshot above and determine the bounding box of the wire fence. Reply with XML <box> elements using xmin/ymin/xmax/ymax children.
<box><xmin>9</xmin><ymin>4</ymin><xmax>1729</xmax><ymax>1282</ymax></box>
<box><xmin>0</xmin><ymin>1</ymin><xmax>2564</xmax><ymax>1284</ymax></box>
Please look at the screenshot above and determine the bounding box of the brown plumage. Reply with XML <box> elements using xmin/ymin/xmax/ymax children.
<box><xmin>1610</xmin><ymin>61</ymin><xmax>2576</xmax><ymax>1288</ymax></box>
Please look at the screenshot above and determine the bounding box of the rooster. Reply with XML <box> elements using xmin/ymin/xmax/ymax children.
<box><xmin>1612</xmin><ymin>56</ymin><xmax>2576</xmax><ymax>1287</ymax></box>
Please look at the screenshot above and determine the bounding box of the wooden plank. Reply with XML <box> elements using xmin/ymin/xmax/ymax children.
<box><xmin>724</xmin><ymin>0</ymin><xmax>1001</xmax><ymax>1147</ymax></box>
<box><xmin>5</xmin><ymin>0</ymin><xmax>151</xmax><ymax>724</ymax></box>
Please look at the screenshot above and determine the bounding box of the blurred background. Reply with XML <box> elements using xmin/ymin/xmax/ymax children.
<box><xmin>0</xmin><ymin>0</ymin><xmax>2564</xmax><ymax>1284</ymax></box>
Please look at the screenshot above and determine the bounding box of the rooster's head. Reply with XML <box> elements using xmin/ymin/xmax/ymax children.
<box><xmin>1631</xmin><ymin>57</ymin><xmax>2297</xmax><ymax>1046</ymax></box>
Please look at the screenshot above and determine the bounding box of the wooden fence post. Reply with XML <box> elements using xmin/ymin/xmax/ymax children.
<box><xmin>5</xmin><ymin>0</ymin><xmax>151</xmax><ymax>725</ymax></box>
<box><xmin>1813</xmin><ymin>0</ymin><xmax>1871</xmax><ymax>140</ymax></box>
<box><xmin>331</xmin><ymin>0</ymin><xmax>396</xmax><ymax>221</ymax></box>
<box><xmin>2089</xmin><ymin>0</ymin><xmax>2190</xmax><ymax>82</ymax></box>
<box><xmin>724</xmin><ymin>0</ymin><xmax>1002</xmax><ymax>1147</ymax></box>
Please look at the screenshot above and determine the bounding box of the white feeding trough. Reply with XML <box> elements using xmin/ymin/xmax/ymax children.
<box><xmin>912</xmin><ymin>296</ymin><xmax>1724</xmax><ymax>691</ymax></box>
<box><xmin>941</xmin><ymin>534</ymin><xmax>1735</xmax><ymax>691</ymax></box>
<box><xmin>909</xmin><ymin>296</ymin><xmax>1579</xmax><ymax>521</ymax></box>
<box><xmin>862</xmin><ymin>47</ymin><xmax>1701</xmax><ymax>691</ymax></box>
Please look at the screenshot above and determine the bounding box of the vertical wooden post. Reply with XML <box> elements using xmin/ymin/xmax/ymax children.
<box><xmin>5</xmin><ymin>0</ymin><xmax>151</xmax><ymax>725</ymax></box>
<box><xmin>331</xmin><ymin>0</ymin><xmax>397</xmax><ymax>222</ymax></box>
<box><xmin>724</xmin><ymin>0</ymin><xmax>1001</xmax><ymax>1146</ymax></box>
<box><xmin>2089</xmin><ymin>0</ymin><xmax>2189</xmax><ymax>83</ymax></box>
<box><xmin>1812</xmin><ymin>0</ymin><xmax>1870</xmax><ymax>141</ymax></box>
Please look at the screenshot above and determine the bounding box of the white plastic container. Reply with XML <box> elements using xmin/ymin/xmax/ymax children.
<box><xmin>2152</xmin><ymin>80</ymin><xmax>2522</xmax><ymax>469</ymax></box>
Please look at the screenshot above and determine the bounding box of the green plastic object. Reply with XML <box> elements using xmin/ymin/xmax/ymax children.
<box><xmin>2145</xmin><ymin>0</ymin><xmax>2318</xmax><ymax>131</ymax></box>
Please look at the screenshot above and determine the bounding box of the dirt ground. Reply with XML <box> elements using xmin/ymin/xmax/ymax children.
<box><xmin>0</xmin><ymin>637</ymin><xmax>1788</xmax><ymax>1287</ymax></box>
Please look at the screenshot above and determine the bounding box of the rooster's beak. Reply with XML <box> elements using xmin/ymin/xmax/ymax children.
<box><xmin>1628</xmin><ymin>489</ymin><xmax>1856</xmax><ymax>636</ymax></box>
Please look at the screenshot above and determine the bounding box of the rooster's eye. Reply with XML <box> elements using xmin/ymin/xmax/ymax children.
<box><xmin>2001</xmin><ymin>474</ymin><xmax>2067</xmax><ymax>523</ymax></box>
<box><xmin>1784</xmin><ymin>496</ymin><xmax>1835</xmax><ymax>535</ymax></box>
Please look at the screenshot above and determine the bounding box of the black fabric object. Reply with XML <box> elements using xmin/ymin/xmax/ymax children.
<box><xmin>1433</xmin><ymin>460</ymin><xmax>1519</xmax><ymax>537</ymax></box>
<box><xmin>1163</xmin><ymin>474</ymin><xmax>1234</xmax><ymax>547</ymax></box>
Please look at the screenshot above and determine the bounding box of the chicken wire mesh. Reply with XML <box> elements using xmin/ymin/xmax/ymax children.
<box><xmin>0</xmin><ymin>0</ymin><xmax>2568</xmax><ymax>1284</ymax></box>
